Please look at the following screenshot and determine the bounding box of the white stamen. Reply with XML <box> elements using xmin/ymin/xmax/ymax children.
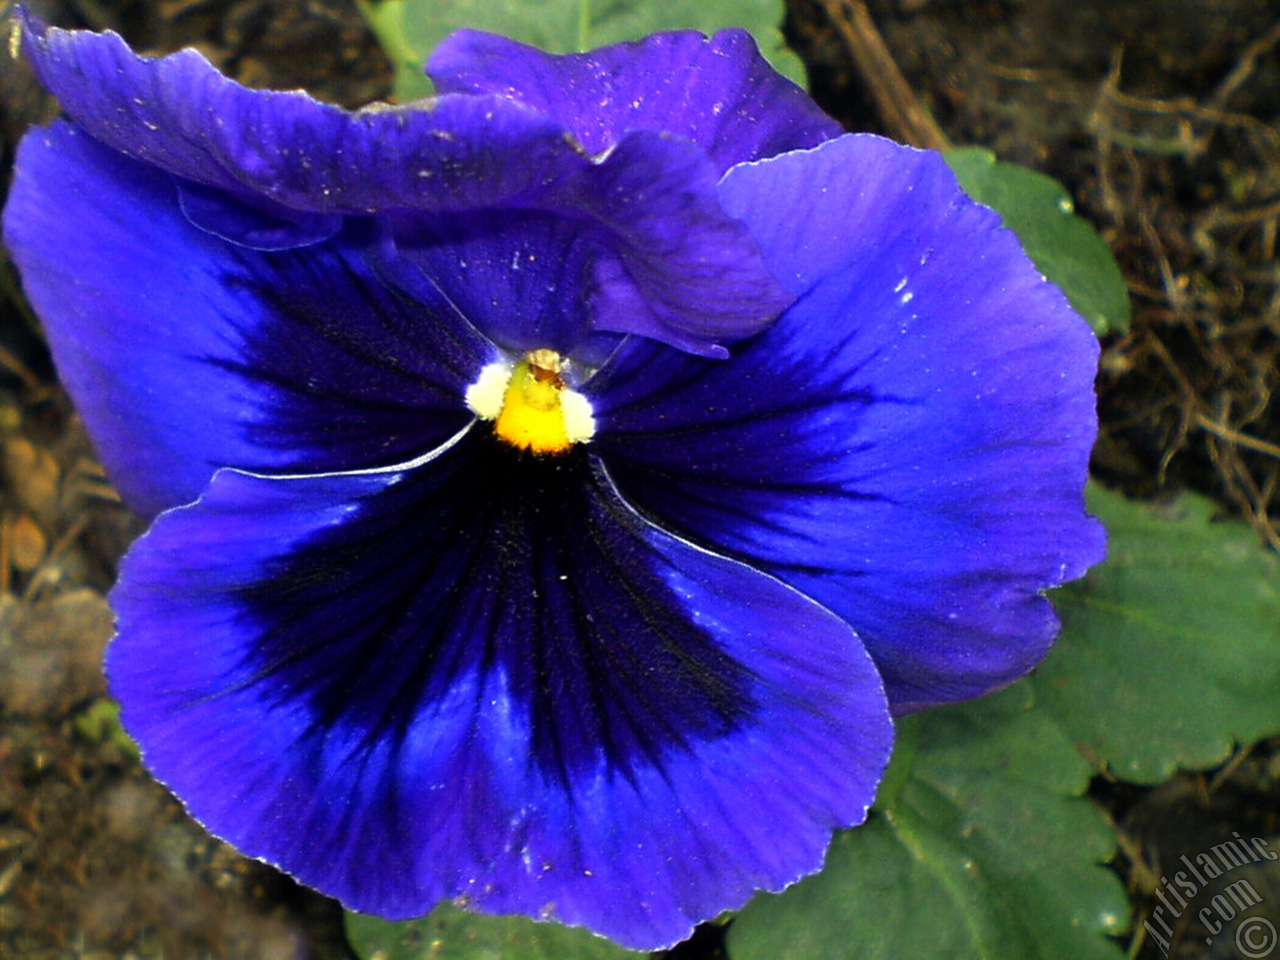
<box><xmin>465</xmin><ymin>360</ymin><xmax>514</xmax><ymax>420</ymax></box>
<box><xmin>560</xmin><ymin>389</ymin><xmax>596</xmax><ymax>444</ymax></box>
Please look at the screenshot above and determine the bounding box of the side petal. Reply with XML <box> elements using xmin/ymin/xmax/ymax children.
<box><xmin>107</xmin><ymin>431</ymin><xmax>892</xmax><ymax>950</ymax></box>
<box><xmin>578</xmin><ymin>131</ymin><xmax>790</xmax><ymax>354</ymax></box>
<box><xmin>17</xmin><ymin>14</ymin><xmax>789</xmax><ymax>354</ymax></box>
<box><xmin>3</xmin><ymin>122</ymin><xmax>491</xmax><ymax>517</ymax></box>
<box><xmin>590</xmin><ymin>134</ymin><xmax>1106</xmax><ymax>711</ymax></box>
<box><xmin>428</xmin><ymin>29</ymin><xmax>841</xmax><ymax>172</ymax></box>
<box><xmin>176</xmin><ymin>181</ymin><xmax>343</xmax><ymax>251</ymax></box>
<box><xmin>390</xmin><ymin>126</ymin><xmax>791</xmax><ymax>358</ymax></box>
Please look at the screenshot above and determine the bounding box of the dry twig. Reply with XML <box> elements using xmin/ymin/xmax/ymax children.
<box><xmin>811</xmin><ymin>0</ymin><xmax>950</xmax><ymax>150</ymax></box>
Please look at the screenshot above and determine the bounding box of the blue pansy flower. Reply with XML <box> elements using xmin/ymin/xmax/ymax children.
<box><xmin>2</xmin><ymin>11</ymin><xmax>1105</xmax><ymax>950</ymax></box>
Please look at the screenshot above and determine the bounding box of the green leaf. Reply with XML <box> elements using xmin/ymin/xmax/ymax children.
<box><xmin>727</xmin><ymin>686</ymin><xmax>1127</xmax><ymax>960</ymax></box>
<box><xmin>358</xmin><ymin>0</ymin><xmax>804</xmax><ymax>103</ymax></box>
<box><xmin>346</xmin><ymin>904</ymin><xmax>648</xmax><ymax>960</ymax></box>
<box><xmin>945</xmin><ymin>147</ymin><xmax>1130</xmax><ymax>336</ymax></box>
<box><xmin>1033</xmin><ymin>485</ymin><xmax>1280</xmax><ymax>784</ymax></box>
<box><xmin>71</xmin><ymin>698</ymin><xmax>141</xmax><ymax>761</ymax></box>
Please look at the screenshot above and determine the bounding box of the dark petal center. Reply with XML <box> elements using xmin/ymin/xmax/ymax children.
<box><xmin>235</xmin><ymin>432</ymin><xmax>755</xmax><ymax>785</ymax></box>
<box><xmin>203</xmin><ymin>220</ymin><xmax>490</xmax><ymax>473</ymax></box>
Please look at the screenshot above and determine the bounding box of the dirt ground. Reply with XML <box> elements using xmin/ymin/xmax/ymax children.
<box><xmin>0</xmin><ymin>1</ymin><xmax>1277</xmax><ymax>958</ymax></box>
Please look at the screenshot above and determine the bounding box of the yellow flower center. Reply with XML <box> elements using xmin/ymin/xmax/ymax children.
<box><xmin>465</xmin><ymin>349</ymin><xmax>595</xmax><ymax>454</ymax></box>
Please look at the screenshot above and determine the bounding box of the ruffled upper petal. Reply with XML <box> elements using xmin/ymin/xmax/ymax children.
<box><xmin>16</xmin><ymin>12</ymin><xmax>789</xmax><ymax>355</ymax></box>
<box><xmin>108</xmin><ymin>431</ymin><xmax>891</xmax><ymax>950</ymax></box>
<box><xmin>17</xmin><ymin>11</ymin><xmax>565</xmax><ymax>215</ymax></box>
<box><xmin>589</xmin><ymin>134</ymin><xmax>1106</xmax><ymax>711</ymax></box>
<box><xmin>428</xmin><ymin>29</ymin><xmax>841</xmax><ymax>173</ymax></box>
<box><xmin>3</xmin><ymin>122</ymin><xmax>491</xmax><ymax>517</ymax></box>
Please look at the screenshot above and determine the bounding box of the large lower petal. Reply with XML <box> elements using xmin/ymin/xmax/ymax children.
<box><xmin>16</xmin><ymin>14</ymin><xmax>789</xmax><ymax>354</ymax></box>
<box><xmin>3</xmin><ymin>122</ymin><xmax>490</xmax><ymax>517</ymax></box>
<box><xmin>590</xmin><ymin>134</ymin><xmax>1106</xmax><ymax>711</ymax></box>
<box><xmin>428</xmin><ymin>29</ymin><xmax>841</xmax><ymax>173</ymax></box>
<box><xmin>107</xmin><ymin>430</ymin><xmax>891</xmax><ymax>950</ymax></box>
